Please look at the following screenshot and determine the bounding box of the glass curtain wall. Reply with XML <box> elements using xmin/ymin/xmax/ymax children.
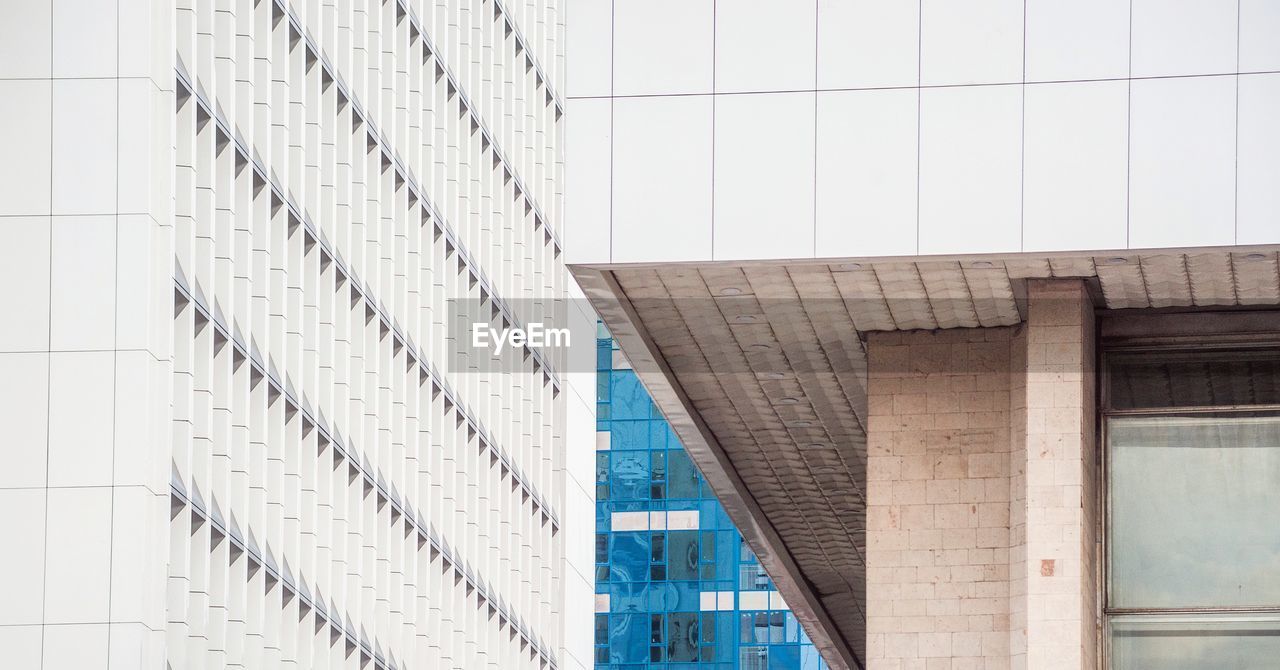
<box><xmin>595</xmin><ymin>326</ymin><xmax>828</xmax><ymax>670</ymax></box>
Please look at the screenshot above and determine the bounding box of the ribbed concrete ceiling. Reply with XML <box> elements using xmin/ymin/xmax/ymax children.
<box><xmin>572</xmin><ymin>247</ymin><xmax>1280</xmax><ymax>670</ymax></box>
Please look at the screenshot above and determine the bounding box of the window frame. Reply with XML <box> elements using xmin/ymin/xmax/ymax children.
<box><xmin>1100</xmin><ymin>339</ymin><xmax>1280</xmax><ymax>667</ymax></box>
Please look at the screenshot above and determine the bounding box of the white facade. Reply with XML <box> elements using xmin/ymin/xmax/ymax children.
<box><xmin>565</xmin><ymin>4</ymin><xmax>1280</xmax><ymax>669</ymax></box>
<box><xmin>0</xmin><ymin>1</ymin><xmax>593</xmax><ymax>669</ymax></box>
<box><xmin>567</xmin><ymin>0</ymin><xmax>1280</xmax><ymax>265</ymax></box>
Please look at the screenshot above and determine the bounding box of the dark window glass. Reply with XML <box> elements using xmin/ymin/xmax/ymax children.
<box><xmin>700</xmin><ymin>531</ymin><xmax>716</xmax><ymax>562</ymax></box>
<box><xmin>596</xmin><ymin>452</ymin><xmax>610</xmax><ymax>483</ymax></box>
<box><xmin>610</xmin><ymin>450</ymin><xmax>650</xmax><ymax>500</ymax></box>
<box><xmin>701</xmin><ymin>613</ymin><xmax>716</xmax><ymax>643</ymax></box>
<box><xmin>610</xmin><ymin>533</ymin><xmax>649</xmax><ymax>583</ymax></box>
<box><xmin>769</xmin><ymin>644</ymin><xmax>800</xmax><ymax>670</ymax></box>
<box><xmin>596</xmin><ymin>366</ymin><xmax>610</xmax><ymax>397</ymax></box>
<box><xmin>1108</xmin><ymin>348</ymin><xmax>1280</xmax><ymax>410</ymax></box>
<box><xmin>667</xmin><ymin>530</ymin><xmax>700</xmax><ymax>581</ymax></box>
<box><xmin>666</xmin><ymin>612</ymin><xmax>699</xmax><ymax>662</ymax></box>
<box><xmin>650</xmin><ymin>451</ymin><xmax>666</xmax><ymax>480</ymax></box>
<box><xmin>651</xmin><ymin>534</ymin><xmax>665</xmax><ymax>563</ymax></box>
<box><xmin>768</xmin><ymin>612</ymin><xmax>786</xmax><ymax>643</ymax></box>
<box><xmin>610</xmin><ymin>371</ymin><xmax>653</xmax><ymax>419</ymax></box>
<box><xmin>667</xmin><ymin>449</ymin><xmax>701</xmax><ymax>499</ymax></box>
<box><xmin>607</xmin><ymin>613</ymin><xmax>648</xmax><ymax>664</ymax></box>
<box><xmin>610</xmin><ymin>421</ymin><xmax>647</xmax><ymax>450</ymax></box>
<box><xmin>595</xmin><ymin>614</ymin><xmax>609</xmax><ymax>644</ymax></box>
<box><xmin>741</xmin><ymin>645</ymin><xmax>768</xmax><ymax>670</ymax></box>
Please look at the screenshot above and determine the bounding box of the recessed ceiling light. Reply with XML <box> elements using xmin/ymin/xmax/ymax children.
<box><xmin>1106</xmin><ymin>257</ymin><xmax>1128</xmax><ymax>265</ymax></box>
<box><xmin>806</xmin><ymin>443</ymin><xmax>827</xmax><ymax>449</ymax></box>
<box><xmin>1243</xmin><ymin>252</ymin><xmax>1269</xmax><ymax>262</ymax></box>
<box><xmin>719</xmin><ymin>287</ymin><xmax>743</xmax><ymax>296</ymax></box>
<box><xmin>787</xmin><ymin>420</ymin><xmax>812</xmax><ymax>428</ymax></box>
<box><xmin>749</xmin><ymin>343</ymin><xmax>772</xmax><ymax>351</ymax></box>
<box><xmin>762</xmin><ymin>372</ymin><xmax>787</xmax><ymax>380</ymax></box>
<box><xmin>734</xmin><ymin>314</ymin><xmax>758</xmax><ymax>323</ymax></box>
<box><xmin>837</xmin><ymin>262</ymin><xmax>862</xmax><ymax>271</ymax></box>
<box><xmin>971</xmin><ymin>261</ymin><xmax>994</xmax><ymax>269</ymax></box>
<box><xmin>776</xmin><ymin>397</ymin><xmax>800</xmax><ymax>405</ymax></box>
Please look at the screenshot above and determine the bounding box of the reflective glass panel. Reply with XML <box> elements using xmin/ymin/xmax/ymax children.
<box><xmin>1110</xmin><ymin>616</ymin><xmax>1280</xmax><ymax>669</ymax></box>
<box><xmin>1109</xmin><ymin>414</ymin><xmax>1280</xmax><ymax>608</ymax></box>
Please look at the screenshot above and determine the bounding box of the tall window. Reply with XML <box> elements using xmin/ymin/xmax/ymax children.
<box><xmin>1105</xmin><ymin>348</ymin><xmax>1280</xmax><ymax>668</ymax></box>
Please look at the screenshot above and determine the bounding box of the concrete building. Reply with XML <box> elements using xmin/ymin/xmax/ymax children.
<box><xmin>595</xmin><ymin>326</ymin><xmax>829</xmax><ymax>669</ymax></box>
<box><xmin>567</xmin><ymin>2</ymin><xmax>1280</xmax><ymax>669</ymax></box>
<box><xmin>0</xmin><ymin>1</ymin><xmax>596</xmax><ymax>669</ymax></box>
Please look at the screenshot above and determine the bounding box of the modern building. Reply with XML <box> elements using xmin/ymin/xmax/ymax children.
<box><xmin>595</xmin><ymin>326</ymin><xmax>828</xmax><ymax>670</ymax></box>
<box><xmin>567</xmin><ymin>2</ymin><xmax>1280</xmax><ymax>670</ymax></box>
<box><xmin>0</xmin><ymin>2</ymin><xmax>596</xmax><ymax>670</ymax></box>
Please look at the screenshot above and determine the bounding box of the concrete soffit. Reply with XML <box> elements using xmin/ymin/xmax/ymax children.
<box><xmin>576</xmin><ymin>267</ymin><xmax>867</xmax><ymax>670</ymax></box>
<box><xmin>570</xmin><ymin>245</ymin><xmax>1280</xmax><ymax>670</ymax></box>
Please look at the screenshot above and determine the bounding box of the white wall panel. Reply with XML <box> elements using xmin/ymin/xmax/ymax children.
<box><xmin>613</xmin><ymin>96</ymin><xmax>713</xmax><ymax>262</ymax></box>
<box><xmin>566</xmin><ymin>0</ymin><xmax>612</xmax><ymax>97</ymax></box>
<box><xmin>0</xmin><ymin>81</ymin><xmax>53</xmax><ymax>216</ymax></box>
<box><xmin>566</xmin><ymin>98</ymin><xmax>613</xmax><ymax>264</ymax></box>
<box><xmin>47</xmin><ymin>351</ymin><xmax>114</xmax><ymax>488</ymax></box>
<box><xmin>0</xmin><ymin>0</ymin><xmax>51</xmax><ymax>78</ymax></box>
<box><xmin>42</xmin><ymin>623</ymin><xmax>108</xmax><ymax>670</ymax></box>
<box><xmin>920</xmin><ymin>0</ymin><xmax>1022</xmax><ymax>86</ymax></box>
<box><xmin>818</xmin><ymin>0</ymin><xmax>919</xmax><ymax>89</ymax></box>
<box><xmin>1129</xmin><ymin>76</ymin><xmax>1236</xmax><ymax>248</ymax></box>
<box><xmin>716</xmin><ymin>0</ymin><xmax>817</xmax><ymax>93</ymax></box>
<box><xmin>614</xmin><ymin>0</ymin><xmax>713</xmax><ymax>96</ymax></box>
<box><xmin>1240</xmin><ymin>0</ymin><xmax>1280</xmax><ymax>71</ymax></box>
<box><xmin>0</xmin><ymin>490</ymin><xmax>45</xmax><ymax>624</ymax></box>
<box><xmin>53</xmin><ymin>0</ymin><xmax>117</xmax><ymax>78</ymax></box>
<box><xmin>52</xmin><ymin>79</ymin><xmax>116</xmax><ymax>215</ymax></box>
<box><xmin>1025</xmin><ymin>0</ymin><xmax>1129</xmax><ymax>82</ymax></box>
<box><xmin>0</xmin><ymin>218</ymin><xmax>51</xmax><ymax>352</ymax></box>
<box><xmin>1023</xmin><ymin>81</ymin><xmax>1128</xmax><ymax>252</ymax></box>
<box><xmin>816</xmin><ymin>89</ymin><xmax>917</xmax><ymax>257</ymax></box>
<box><xmin>49</xmin><ymin>216</ymin><xmax>115</xmax><ymax>351</ymax></box>
<box><xmin>44</xmin><ymin>488</ymin><xmax>113</xmax><ymax>623</ymax></box>
<box><xmin>1237</xmin><ymin>73</ymin><xmax>1280</xmax><ymax>245</ymax></box>
<box><xmin>918</xmin><ymin>85</ymin><xmax>1021</xmax><ymax>254</ymax></box>
<box><xmin>0</xmin><ymin>626</ymin><xmax>42</xmax><ymax>668</ymax></box>
<box><xmin>714</xmin><ymin>92</ymin><xmax>815</xmax><ymax>260</ymax></box>
<box><xmin>1131</xmin><ymin>0</ymin><xmax>1238</xmax><ymax>77</ymax></box>
<box><xmin>0</xmin><ymin>353</ymin><xmax>48</xmax><ymax>489</ymax></box>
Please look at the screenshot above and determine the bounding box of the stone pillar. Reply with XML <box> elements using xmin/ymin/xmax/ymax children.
<box><xmin>1012</xmin><ymin>280</ymin><xmax>1099</xmax><ymax>670</ymax></box>
<box><xmin>864</xmin><ymin>279</ymin><xmax>1098</xmax><ymax>670</ymax></box>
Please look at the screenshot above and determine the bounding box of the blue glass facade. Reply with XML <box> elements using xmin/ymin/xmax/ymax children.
<box><xmin>596</xmin><ymin>328</ymin><xmax>828</xmax><ymax>670</ymax></box>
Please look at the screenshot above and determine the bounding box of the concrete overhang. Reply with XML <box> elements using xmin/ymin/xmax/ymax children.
<box><xmin>570</xmin><ymin>246</ymin><xmax>1280</xmax><ymax>670</ymax></box>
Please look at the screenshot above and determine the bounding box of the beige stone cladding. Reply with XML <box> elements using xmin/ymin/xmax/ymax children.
<box><xmin>865</xmin><ymin>279</ymin><xmax>1098</xmax><ymax>670</ymax></box>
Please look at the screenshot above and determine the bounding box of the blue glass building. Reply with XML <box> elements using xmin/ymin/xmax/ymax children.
<box><xmin>596</xmin><ymin>328</ymin><xmax>829</xmax><ymax>670</ymax></box>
